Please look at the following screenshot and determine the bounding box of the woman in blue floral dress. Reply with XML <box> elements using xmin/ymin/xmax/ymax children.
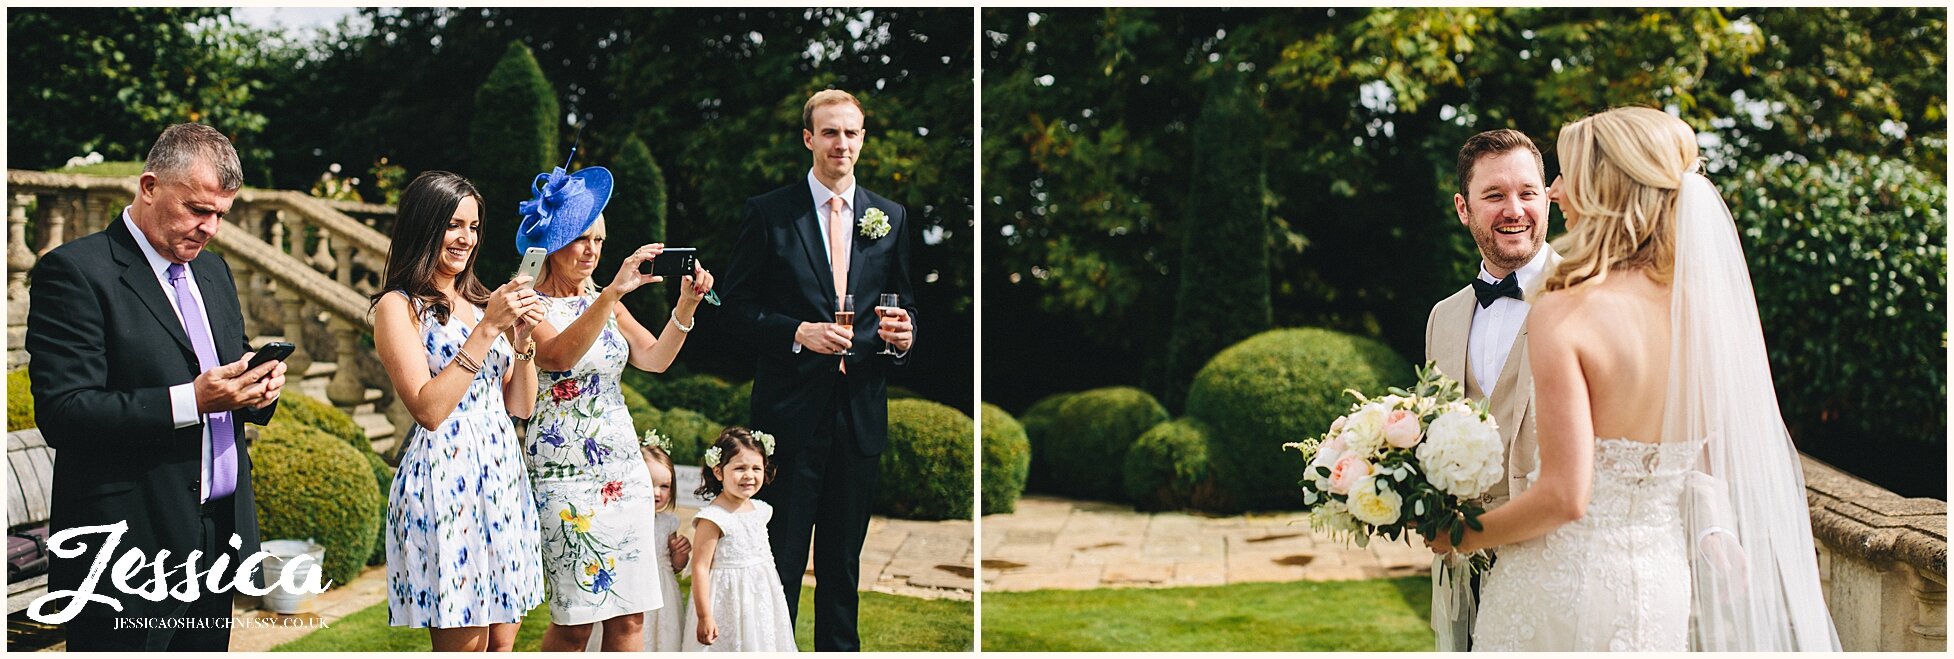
<box><xmin>369</xmin><ymin>171</ymin><xmax>546</xmax><ymax>651</ymax></box>
<box><xmin>518</xmin><ymin>182</ymin><xmax>715</xmax><ymax>649</ymax></box>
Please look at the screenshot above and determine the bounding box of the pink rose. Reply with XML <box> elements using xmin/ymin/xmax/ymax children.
<box><xmin>1328</xmin><ymin>452</ymin><xmax>1374</xmax><ymax>495</ymax></box>
<box><xmin>1383</xmin><ymin>409</ymin><xmax>1423</xmax><ymax>448</ymax></box>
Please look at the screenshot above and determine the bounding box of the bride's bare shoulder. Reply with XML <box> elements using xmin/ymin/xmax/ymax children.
<box><xmin>1532</xmin><ymin>272</ymin><xmax>1669</xmax><ymax>333</ymax></box>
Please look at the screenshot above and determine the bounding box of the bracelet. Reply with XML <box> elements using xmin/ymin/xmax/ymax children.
<box><xmin>673</xmin><ymin>315</ymin><xmax>695</xmax><ymax>333</ymax></box>
<box><xmin>451</xmin><ymin>349</ymin><xmax>483</xmax><ymax>374</ymax></box>
<box><xmin>513</xmin><ymin>339</ymin><xmax>537</xmax><ymax>362</ymax></box>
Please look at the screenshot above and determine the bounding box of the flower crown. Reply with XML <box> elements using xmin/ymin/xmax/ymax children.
<box><xmin>703</xmin><ymin>429</ymin><xmax>778</xmax><ymax>468</ymax></box>
<box><xmin>639</xmin><ymin>429</ymin><xmax>671</xmax><ymax>452</ymax></box>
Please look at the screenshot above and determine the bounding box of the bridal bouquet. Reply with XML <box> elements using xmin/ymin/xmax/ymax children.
<box><xmin>1284</xmin><ymin>362</ymin><xmax>1501</xmax><ymax>571</ymax></box>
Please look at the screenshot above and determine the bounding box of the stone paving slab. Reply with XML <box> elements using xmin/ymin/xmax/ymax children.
<box><xmin>981</xmin><ymin>495</ymin><xmax>1435</xmax><ymax>592</ymax></box>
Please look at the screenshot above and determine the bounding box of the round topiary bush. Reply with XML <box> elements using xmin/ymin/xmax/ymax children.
<box><xmin>1038</xmin><ymin>387</ymin><xmax>1168</xmax><ymax>501</ymax></box>
<box><xmin>268</xmin><ymin>390</ymin><xmax>368</xmax><ymax>454</ymax></box>
<box><xmin>364</xmin><ymin>452</ymin><xmax>393</xmax><ymax>566</ymax></box>
<box><xmin>980</xmin><ymin>403</ymin><xmax>1031</xmax><ymax>515</ymax></box>
<box><xmin>1017</xmin><ymin>391</ymin><xmax>1076</xmax><ymax>492</ymax></box>
<box><xmin>645</xmin><ymin>407</ymin><xmax>720</xmax><ymax>467</ymax></box>
<box><xmin>1122</xmin><ymin>418</ymin><xmax>1217</xmax><ymax>512</ymax></box>
<box><xmin>875</xmin><ymin>399</ymin><xmax>974</xmax><ymax>521</ymax></box>
<box><xmin>8</xmin><ymin>368</ymin><xmax>34</xmax><ymax>430</ymax></box>
<box><xmin>253</xmin><ymin>423</ymin><xmax>384</xmax><ymax>588</ymax></box>
<box><xmin>1185</xmin><ymin>327</ymin><xmax>1411</xmax><ymax>511</ymax></box>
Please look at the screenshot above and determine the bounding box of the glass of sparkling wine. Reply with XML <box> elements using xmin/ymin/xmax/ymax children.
<box><xmin>835</xmin><ymin>294</ymin><xmax>855</xmax><ymax>356</ymax></box>
<box><xmin>877</xmin><ymin>293</ymin><xmax>901</xmax><ymax>355</ymax></box>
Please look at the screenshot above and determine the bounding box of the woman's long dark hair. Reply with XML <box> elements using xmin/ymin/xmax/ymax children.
<box><xmin>370</xmin><ymin>171</ymin><xmax>492</xmax><ymax>325</ymax></box>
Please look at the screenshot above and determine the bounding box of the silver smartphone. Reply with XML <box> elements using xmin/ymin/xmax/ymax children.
<box><xmin>516</xmin><ymin>247</ymin><xmax>548</xmax><ymax>285</ymax></box>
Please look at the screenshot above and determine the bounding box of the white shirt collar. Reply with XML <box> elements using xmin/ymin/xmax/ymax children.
<box><xmin>123</xmin><ymin>207</ymin><xmax>181</xmax><ymax>279</ymax></box>
<box><xmin>1477</xmin><ymin>247</ymin><xmax>1550</xmax><ymax>289</ymax></box>
<box><xmin>807</xmin><ymin>169</ymin><xmax>856</xmax><ymax>214</ymax></box>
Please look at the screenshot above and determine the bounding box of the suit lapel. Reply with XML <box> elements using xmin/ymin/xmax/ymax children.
<box><xmin>1431</xmin><ymin>288</ymin><xmax>1473</xmax><ymax>385</ymax></box>
<box><xmin>846</xmin><ymin>187</ymin><xmax>872</xmax><ymax>296</ymax></box>
<box><xmin>1488</xmin><ymin>321</ymin><xmax>1529</xmax><ymax>446</ymax></box>
<box><xmin>193</xmin><ymin>256</ymin><xmax>240</xmax><ymax>360</ymax></box>
<box><xmin>110</xmin><ymin>225</ymin><xmax>195</xmax><ymax>355</ymax></box>
<box><xmin>790</xmin><ymin>186</ymin><xmax>836</xmax><ymax>303</ymax></box>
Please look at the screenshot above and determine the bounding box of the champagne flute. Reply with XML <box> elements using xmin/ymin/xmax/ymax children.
<box><xmin>835</xmin><ymin>294</ymin><xmax>855</xmax><ymax>356</ymax></box>
<box><xmin>877</xmin><ymin>293</ymin><xmax>902</xmax><ymax>356</ymax></box>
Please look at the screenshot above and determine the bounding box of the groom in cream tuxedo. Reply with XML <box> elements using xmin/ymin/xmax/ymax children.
<box><xmin>1425</xmin><ymin>128</ymin><xmax>1560</xmax><ymax>510</ymax></box>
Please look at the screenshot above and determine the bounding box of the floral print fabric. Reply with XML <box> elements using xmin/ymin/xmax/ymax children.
<box><xmin>385</xmin><ymin>293</ymin><xmax>544</xmax><ymax>629</ymax></box>
<box><xmin>525</xmin><ymin>293</ymin><xmax>663</xmax><ymax>625</ymax></box>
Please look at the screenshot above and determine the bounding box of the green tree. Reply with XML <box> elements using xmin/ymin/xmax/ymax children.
<box><xmin>6</xmin><ymin>8</ymin><xmax>284</xmax><ymax>180</ymax></box>
<box><xmin>1163</xmin><ymin>63</ymin><xmax>1271</xmax><ymax>411</ymax></box>
<box><xmin>606</xmin><ymin>133</ymin><xmax>671</xmax><ymax>324</ymax></box>
<box><xmin>469</xmin><ymin>39</ymin><xmax>562</xmax><ymax>282</ymax></box>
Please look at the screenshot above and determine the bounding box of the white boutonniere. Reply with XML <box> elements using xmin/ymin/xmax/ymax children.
<box><xmin>858</xmin><ymin>207</ymin><xmax>891</xmax><ymax>239</ymax></box>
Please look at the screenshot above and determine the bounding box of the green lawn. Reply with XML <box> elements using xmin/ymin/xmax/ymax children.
<box><xmin>981</xmin><ymin>577</ymin><xmax>1433</xmax><ymax>651</ymax></box>
<box><xmin>274</xmin><ymin>583</ymin><xmax>971</xmax><ymax>652</ymax></box>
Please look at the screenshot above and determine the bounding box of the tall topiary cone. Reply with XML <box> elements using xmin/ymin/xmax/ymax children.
<box><xmin>469</xmin><ymin>40</ymin><xmax>560</xmax><ymax>282</ymax></box>
<box><xmin>1163</xmin><ymin>62</ymin><xmax>1272</xmax><ymax>413</ymax></box>
<box><xmin>607</xmin><ymin>133</ymin><xmax>671</xmax><ymax>326</ymax></box>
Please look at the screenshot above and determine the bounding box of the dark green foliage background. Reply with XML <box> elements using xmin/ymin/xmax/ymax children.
<box><xmin>983</xmin><ymin>7</ymin><xmax>1946</xmax><ymax>496</ymax></box>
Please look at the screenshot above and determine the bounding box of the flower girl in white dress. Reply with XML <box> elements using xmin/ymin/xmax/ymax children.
<box><xmin>684</xmin><ymin>428</ymin><xmax>797</xmax><ymax>652</ymax></box>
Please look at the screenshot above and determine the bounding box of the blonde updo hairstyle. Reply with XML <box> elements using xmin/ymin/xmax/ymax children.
<box><xmin>1542</xmin><ymin>107</ymin><xmax>1699</xmax><ymax>293</ymax></box>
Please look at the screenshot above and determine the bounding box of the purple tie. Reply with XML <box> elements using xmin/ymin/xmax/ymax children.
<box><xmin>167</xmin><ymin>263</ymin><xmax>237</xmax><ymax>500</ymax></box>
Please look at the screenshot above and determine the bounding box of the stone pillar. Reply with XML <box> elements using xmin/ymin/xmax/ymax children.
<box><xmin>326</xmin><ymin>315</ymin><xmax>366</xmax><ymax>408</ymax></box>
<box><xmin>335</xmin><ymin>242</ymin><xmax>356</xmax><ymax>288</ymax></box>
<box><xmin>311</xmin><ymin>230</ymin><xmax>335</xmax><ymax>274</ymax></box>
<box><xmin>35</xmin><ymin>195</ymin><xmax>66</xmax><ymax>256</ymax></box>
<box><xmin>1912</xmin><ymin>569</ymin><xmax>1946</xmax><ymax>652</ymax></box>
<box><xmin>8</xmin><ymin>195</ymin><xmax>35</xmax><ymax>369</ymax></box>
<box><xmin>275</xmin><ymin>286</ymin><xmax>315</xmax><ymax>376</ymax></box>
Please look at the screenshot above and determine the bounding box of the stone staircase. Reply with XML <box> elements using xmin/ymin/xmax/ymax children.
<box><xmin>6</xmin><ymin>170</ymin><xmax>408</xmax><ymax>458</ymax></box>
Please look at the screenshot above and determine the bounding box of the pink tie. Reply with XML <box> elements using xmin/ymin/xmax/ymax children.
<box><xmin>828</xmin><ymin>196</ymin><xmax>850</xmax><ymax>374</ymax></box>
<box><xmin>828</xmin><ymin>196</ymin><xmax>850</xmax><ymax>299</ymax></box>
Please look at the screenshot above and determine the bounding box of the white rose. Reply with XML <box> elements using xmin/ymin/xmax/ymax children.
<box><xmin>1309</xmin><ymin>500</ymin><xmax>1363</xmax><ymax>536</ymax></box>
<box><xmin>1340</xmin><ymin>403</ymin><xmax>1390</xmax><ymax>455</ymax></box>
<box><xmin>1347</xmin><ymin>476</ymin><xmax>1405</xmax><ymax>526</ymax></box>
<box><xmin>1416</xmin><ymin>409</ymin><xmax>1505</xmax><ymax>498</ymax></box>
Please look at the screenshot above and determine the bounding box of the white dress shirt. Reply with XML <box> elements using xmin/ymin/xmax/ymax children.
<box><xmin>1468</xmin><ymin>248</ymin><xmax>1550</xmax><ymax>399</ymax></box>
<box><xmin>124</xmin><ymin>210</ymin><xmax>218</xmax><ymax>502</ymax></box>
<box><xmin>794</xmin><ymin>170</ymin><xmax>855</xmax><ymax>355</ymax></box>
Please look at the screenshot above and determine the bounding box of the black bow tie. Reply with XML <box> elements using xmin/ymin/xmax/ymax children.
<box><xmin>1472</xmin><ymin>275</ymin><xmax>1523</xmax><ymax>308</ymax></box>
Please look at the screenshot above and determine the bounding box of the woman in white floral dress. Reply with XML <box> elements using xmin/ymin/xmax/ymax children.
<box><xmin>522</xmin><ymin>209</ymin><xmax>715</xmax><ymax>651</ymax></box>
<box><xmin>371</xmin><ymin>171</ymin><xmax>546</xmax><ymax>651</ymax></box>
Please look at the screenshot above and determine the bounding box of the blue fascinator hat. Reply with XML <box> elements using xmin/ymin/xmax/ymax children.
<box><xmin>515</xmin><ymin>143</ymin><xmax>613</xmax><ymax>255</ymax></box>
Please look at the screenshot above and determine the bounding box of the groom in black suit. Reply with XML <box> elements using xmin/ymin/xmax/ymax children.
<box><xmin>27</xmin><ymin>123</ymin><xmax>286</xmax><ymax>651</ymax></box>
<box><xmin>721</xmin><ymin>89</ymin><xmax>917</xmax><ymax>651</ymax></box>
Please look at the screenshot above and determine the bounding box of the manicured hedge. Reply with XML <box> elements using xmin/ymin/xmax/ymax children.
<box><xmin>875</xmin><ymin>399</ymin><xmax>974</xmax><ymax>521</ymax></box>
<box><xmin>980</xmin><ymin>403</ymin><xmax>1031</xmax><ymax>515</ymax></box>
<box><xmin>7</xmin><ymin>368</ymin><xmax>33</xmax><ymax>430</ymax></box>
<box><xmin>1122</xmin><ymin>418</ymin><xmax>1216</xmax><ymax>512</ymax></box>
<box><xmin>1185</xmin><ymin>328</ymin><xmax>1410</xmax><ymax>511</ymax></box>
<box><xmin>1037</xmin><ymin>387</ymin><xmax>1168</xmax><ymax>501</ymax></box>
<box><xmin>1018</xmin><ymin>391</ymin><xmax>1076</xmax><ymax>492</ymax></box>
<box><xmin>268</xmin><ymin>390</ymin><xmax>368</xmax><ymax>454</ymax></box>
<box><xmin>253</xmin><ymin>423</ymin><xmax>384</xmax><ymax>588</ymax></box>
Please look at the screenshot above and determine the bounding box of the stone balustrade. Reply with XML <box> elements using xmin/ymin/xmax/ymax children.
<box><xmin>5</xmin><ymin>170</ymin><xmax>408</xmax><ymax>456</ymax></box>
<box><xmin>1803</xmin><ymin>455</ymin><xmax>1946</xmax><ymax>651</ymax></box>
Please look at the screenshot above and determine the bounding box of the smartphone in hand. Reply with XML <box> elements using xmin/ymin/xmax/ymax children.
<box><xmin>648</xmin><ymin>247</ymin><xmax>699</xmax><ymax>278</ymax></box>
<box><xmin>247</xmin><ymin>342</ymin><xmax>295</xmax><ymax>372</ymax></box>
<box><xmin>516</xmin><ymin>247</ymin><xmax>549</xmax><ymax>285</ymax></box>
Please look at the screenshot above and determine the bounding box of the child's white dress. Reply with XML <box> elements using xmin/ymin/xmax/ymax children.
<box><xmin>682</xmin><ymin>500</ymin><xmax>797</xmax><ymax>652</ymax></box>
<box><xmin>584</xmin><ymin>511</ymin><xmax>686</xmax><ymax>651</ymax></box>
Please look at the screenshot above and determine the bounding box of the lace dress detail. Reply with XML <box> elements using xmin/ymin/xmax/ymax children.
<box><xmin>683</xmin><ymin>500</ymin><xmax>797</xmax><ymax>652</ymax></box>
<box><xmin>1473</xmin><ymin>438</ymin><xmax>1703</xmax><ymax>651</ymax></box>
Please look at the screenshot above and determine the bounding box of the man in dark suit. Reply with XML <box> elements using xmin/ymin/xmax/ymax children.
<box><xmin>27</xmin><ymin>123</ymin><xmax>287</xmax><ymax>651</ymax></box>
<box><xmin>720</xmin><ymin>89</ymin><xmax>917</xmax><ymax>652</ymax></box>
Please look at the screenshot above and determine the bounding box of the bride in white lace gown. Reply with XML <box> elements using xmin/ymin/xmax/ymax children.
<box><xmin>1430</xmin><ymin>107</ymin><xmax>1839</xmax><ymax>651</ymax></box>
